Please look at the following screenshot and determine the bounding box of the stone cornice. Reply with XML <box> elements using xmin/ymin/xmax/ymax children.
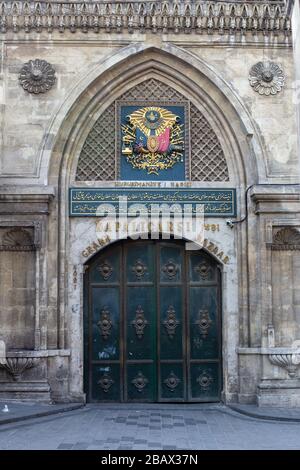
<box><xmin>0</xmin><ymin>1</ymin><xmax>291</xmax><ymax>36</ymax></box>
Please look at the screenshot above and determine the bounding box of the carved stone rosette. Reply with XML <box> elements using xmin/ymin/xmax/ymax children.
<box><xmin>249</xmin><ymin>61</ymin><xmax>285</xmax><ymax>96</ymax></box>
<box><xmin>0</xmin><ymin>357</ymin><xmax>36</xmax><ymax>381</ymax></box>
<box><xmin>19</xmin><ymin>59</ymin><xmax>56</xmax><ymax>94</ymax></box>
<box><xmin>268</xmin><ymin>354</ymin><xmax>300</xmax><ymax>378</ymax></box>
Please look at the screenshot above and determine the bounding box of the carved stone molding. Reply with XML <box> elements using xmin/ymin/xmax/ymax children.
<box><xmin>272</xmin><ymin>227</ymin><xmax>300</xmax><ymax>250</ymax></box>
<box><xmin>249</xmin><ymin>61</ymin><xmax>285</xmax><ymax>96</ymax></box>
<box><xmin>268</xmin><ymin>354</ymin><xmax>300</xmax><ymax>378</ymax></box>
<box><xmin>19</xmin><ymin>59</ymin><xmax>56</xmax><ymax>94</ymax></box>
<box><xmin>0</xmin><ymin>227</ymin><xmax>35</xmax><ymax>251</ymax></box>
<box><xmin>0</xmin><ymin>2</ymin><xmax>290</xmax><ymax>36</ymax></box>
<box><xmin>0</xmin><ymin>357</ymin><xmax>37</xmax><ymax>381</ymax></box>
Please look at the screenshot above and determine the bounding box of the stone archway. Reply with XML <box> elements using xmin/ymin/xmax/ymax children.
<box><xmin>44</xmin><ymin>45</ymin><xmax>263</xmax><ymax>403</ymax></box>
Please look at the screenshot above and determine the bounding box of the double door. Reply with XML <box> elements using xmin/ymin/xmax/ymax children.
<box><xmin>84</xmin><ymin>239</ymin><xmax>221</xmax><ymax>402</ymax></box>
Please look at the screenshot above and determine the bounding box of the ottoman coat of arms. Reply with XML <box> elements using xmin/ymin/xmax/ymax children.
<box><xmin>121</xmin><ymin>106</ymin><xmax>184</xmax><ymax>176</ymax></box>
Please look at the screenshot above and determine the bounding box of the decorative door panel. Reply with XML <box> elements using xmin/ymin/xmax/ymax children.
<box><xmin>86</xmin><ymin>245</ymin><xmax>122</xmax><ymax>402</ymax></box>
<box><xmin>91</xmin><ymin>287</ymin><xmax>120</xmax><ymax>361</ymax></box>
<box><xmin>190</xmin><ymin>363</ymin><xmax>220</xmax><ymax>401</ymax></box>
<box><xmin>92</xmin><ymin>364</ymin><xmax>121</xmax><ymax>402</ymax></box>
<box><xmin>187</xmin><ymin>251</ymin><xmax>221</xmax><ymax>402</ymax></box>
<box><xmin>189</xmin><ymin>286</ymin><xmax>218</xmax><ymax>360</ymax></box>
<box><xmin>85</xmin><ymin>239</ymin><xmax>221</xmax><ymax>403</ymax></box>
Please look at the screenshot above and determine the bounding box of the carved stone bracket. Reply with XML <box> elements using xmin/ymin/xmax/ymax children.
<box><xmin>0</xmin><ymin>357</ymin><xmax>37</xmax><ymax>381</ymax></box>
<box><xmin>268</xmin><ymin>354</ymin><xmax>300</xmax><ymax>378</ymax></box>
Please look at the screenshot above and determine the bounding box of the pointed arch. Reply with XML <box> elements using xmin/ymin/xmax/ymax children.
<box><xmin>44</xmin><ymin>43</ymin><xmax>266</xmax><ymax>187</ymax></box>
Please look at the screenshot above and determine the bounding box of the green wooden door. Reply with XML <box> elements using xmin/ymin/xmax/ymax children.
<box><xmin>84</xmin><ymin>239</ymin><xmax>221</xmax><ymax>402</ymax></box>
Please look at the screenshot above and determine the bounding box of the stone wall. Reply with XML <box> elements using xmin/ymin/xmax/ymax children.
<box><xmin>0</xmin><ymin>1</ymin><xmax>300</xmax><ymax>406</ymax></box>
<box><xmin>293</xmin><ymin>0</ymin><xmax>300</xmax><ymax>157</ymax></box>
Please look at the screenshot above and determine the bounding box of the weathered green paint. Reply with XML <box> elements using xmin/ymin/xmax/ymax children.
<box><xmin>84</xmin><ymin>239</ymin><xmax>221</xmax><ymax>402</ymax></box>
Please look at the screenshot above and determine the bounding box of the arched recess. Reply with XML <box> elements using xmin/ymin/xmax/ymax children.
<box><xmin>44</xmin><ymin>44</ymin><xmax>264</xmax><ymax>402</ymax></box>
<box><xmin>46</xmin><ymin>43</ymin><xmax>265</xmax><ymax>187</ymax></box>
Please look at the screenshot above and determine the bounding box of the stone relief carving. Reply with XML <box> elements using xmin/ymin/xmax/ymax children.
<box><xmin>272</xmin><ymin>227</ymin><xmax>300</xmax><ymax>250</ymax></box>
<box><xmin>0</xmin><ymin>2</ymin><xmax>291</xmax><ymax>36</ymax></box>
<box><xmin>19</xmin><ymin>59</ymin><xmax>56</xmax><ymax>94</ymax></box>
<box><xmin>0</xmin><ymin>357</ymin><xmax>37</xmax><ymax>381</ymax></box>
<box><xmin>249</xmin><ymin>61</ymin><xmax>285</xmax><ymax>96</ymax></box>
<box><xmin>0</xmin><ymin>227</ymin><xmax>34</xmax><ymax>251</ymax></box>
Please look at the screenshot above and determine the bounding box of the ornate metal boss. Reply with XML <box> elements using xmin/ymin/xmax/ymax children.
<box><xmin>249</xmin><ymin>61</ymin><xmax>285</xmax><ymax>96</ymax></box>
<box><xmin>19</xmin><ymin>59</ymin><xmax>56</xmax><ymax>94</ymax></box>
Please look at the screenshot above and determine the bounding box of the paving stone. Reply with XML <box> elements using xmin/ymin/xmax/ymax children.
<box><xmin>1</xmin><ymin>404</ymin><xmax>300</xmax><ymax>450</ymax></box>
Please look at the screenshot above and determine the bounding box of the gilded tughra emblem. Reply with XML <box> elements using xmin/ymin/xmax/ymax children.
<box><xmin>121</xmin><ymin>106</ymin><xmax>184</xmax><ymax>175</ymax></box>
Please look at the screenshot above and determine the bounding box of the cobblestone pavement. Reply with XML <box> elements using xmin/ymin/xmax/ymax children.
<box><xmin>0</xmin><ymin>404</ymin><xmax>300</xmax><ymax>450</ymax></box>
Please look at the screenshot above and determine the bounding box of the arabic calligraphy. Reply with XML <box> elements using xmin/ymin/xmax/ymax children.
<box><xmin>70</xmin><ymin>188</ymin><xmax>236</xmax><ymax>218</ymax></box>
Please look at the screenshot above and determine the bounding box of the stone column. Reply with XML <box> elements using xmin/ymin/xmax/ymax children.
<box><xmin>292</xmin><ymin>0</ymin><xmax>300</xmax><ymax>160</ymax></box>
